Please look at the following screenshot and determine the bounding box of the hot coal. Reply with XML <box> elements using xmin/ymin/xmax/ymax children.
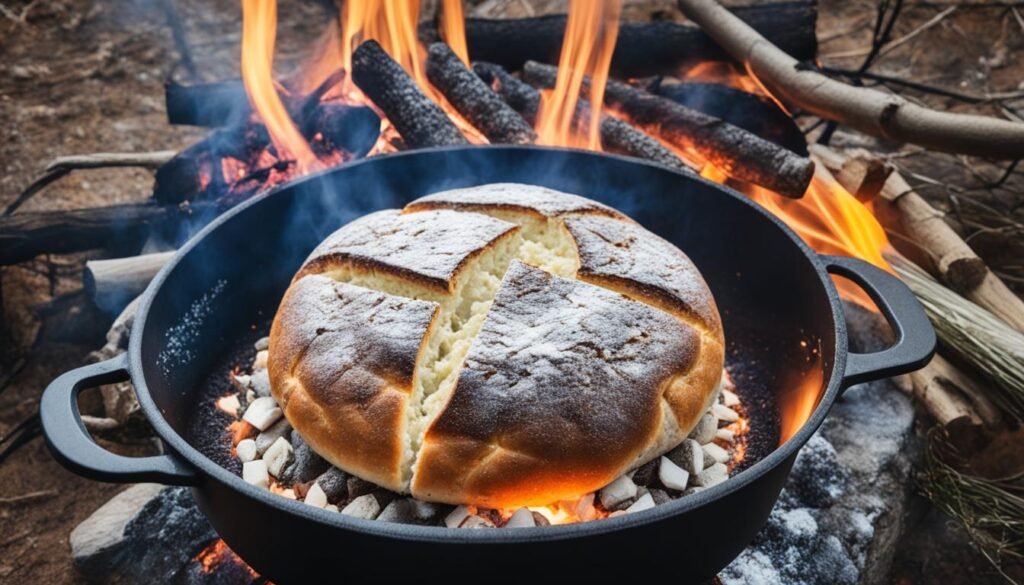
<box><xmin>426</xmin><ymin>43</ymin><xmax>536</xmax><ymax>144</ymax></box>
<box><xmin>419</xmin><ymin>1</ymin><xmax>818</xmax><ymax>77</ymax></box>
<box><xmin>651</xmin><ymin>81</ymin><xmax>808</xmax><ymax>156</ymax></box>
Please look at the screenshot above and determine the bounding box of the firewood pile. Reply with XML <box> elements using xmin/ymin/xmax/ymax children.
<box><xmin>1</xmin><ymin>0</ymin><xmax>1023</xmax><ymax>582</ymax></box>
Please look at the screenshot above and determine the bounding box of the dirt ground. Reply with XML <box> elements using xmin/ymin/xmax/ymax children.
<box><xmin>0</xmin><ymin>0</ymin><xmax>1021</xmax><ymax>583</ymax></box>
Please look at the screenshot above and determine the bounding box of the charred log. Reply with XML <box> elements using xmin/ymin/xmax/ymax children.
<box><xmin>165</xmin><ymin>79</ymin><xmax>249</xmax><ymax>127</ymax></box>
<box><xmin>0</xmin><ymin>202</ymin><xmax>215</xmax><ymax>266</ymax></box>
<box><xmin>351</xmin><ymin>40</ymin><xmax>467</xmax><ymax>148</ymax></box>
<box><xmin>651</xmin><ymin>81</ymin><xmax>807</xmax><ymax>156</ymax></box>
<box><xmin>426</xmin><ymin>43</ymin><xmax>536</xmax><ymax>144</ymax></box>
<box><xmin>303</xmin><ymin>103</ymin><xmax>380</xmax><ymax>158</ymax></box>
<box><xmin>419</xmin><ymin>1</ymin><xmax>817</xmax><ymax>77</ymax></box>
<box><xmin>523</xmin><ymin>61</ymin><xmax>813</xmax><ymax>198</ymax></box>
<box><xmin>473</xmin><ymin>62</ymin><xmax>691</xmax><ymax>173</ymax></box>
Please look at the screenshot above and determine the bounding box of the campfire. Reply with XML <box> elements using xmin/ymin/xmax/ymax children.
<box><xmin>6</xmin><ymin>0</ymin><xmax>1024</xmax><ymax>583</ymax></box>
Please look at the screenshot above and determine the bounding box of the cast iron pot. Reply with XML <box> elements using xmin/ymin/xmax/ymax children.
<box><xmin>41</xmin><ymin>146</ymin><xmax>935</xmax><ymax>583</ymax></box>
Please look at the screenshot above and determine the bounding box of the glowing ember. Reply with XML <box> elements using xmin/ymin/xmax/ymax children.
<box><xmin>240</xmin><ymin>0</ymin><xmax>319</xmax><ymax>172</ymax></box>
<box><xmin>535</xmin><ymin>0</ymin><xmax>621</xmax><ymax>149</ymax></box>
<box><xmin>195</xmin><ymin>539</ymin><xmax>258</xmax><ymax>576</ymax></box>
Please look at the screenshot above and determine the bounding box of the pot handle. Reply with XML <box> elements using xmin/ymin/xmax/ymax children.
<box><xmin>40</xmin><ymin>354</ymin><xmax>199</xmax><ymax>486</ymax></box>
<box><xmin>823</xmin><ymin>255</ymin><xmax>936</xmax><ymax>389</ymax></box>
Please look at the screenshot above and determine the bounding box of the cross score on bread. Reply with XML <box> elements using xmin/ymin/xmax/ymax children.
<box><xmin>268</xmin><ymin>184</ymin><xmax>725</xmax><ymax>508</ymax></box>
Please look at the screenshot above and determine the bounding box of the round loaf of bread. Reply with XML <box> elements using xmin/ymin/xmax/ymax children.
<box><xmin>268</xmin><ymin>184</ymin><xmax>724</xmax><ymax>508</ymax></box>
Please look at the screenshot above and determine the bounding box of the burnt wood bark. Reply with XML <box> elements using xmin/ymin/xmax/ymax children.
<box><xmin>351</xmin><ymin>40</ymin><xmax>467</xmax><ymax>148</ymax></box>
<box><xmin>523</xmin><ymin>61</ymin><xmax>813</xmax><ymax>198</ymax></box>
<box><xmin>165</xmin><ymin>79</ymin><xmax>249</xmax><ymax>127</ymax></box>
<box><xmin>0</xmin><ymin>203</ymin><xmax>213</xmax><ymax>266</ymax></box>
<box><xmin>473</xmin><ymin>62</ymin><xmax>691</xmax><ymax>173</ymax></box>
<box><xmin>419</xmin><ymin>1</ymin><xmax>817</xmax><ymax>77</ymax></box>
<box><xmin>426</xmin><ymin>43</ymin><xmax>536</xmax><ymax>144</ymax></box>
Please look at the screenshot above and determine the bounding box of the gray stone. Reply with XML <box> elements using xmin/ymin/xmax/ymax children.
<box><xmin>249</xmin><ymin>369</ymin><xmax>271</xmax><ymax>397</ymax></box>
<box><xmin>71</xmin><ymin>485</ymin><xmax>217</xmax><ymax>584</ymax></box>
<box><xmin>315</xmin><ymin>467</ymin><xmax>349</xmax><ymax>503</ymax></box>
<box><xmin>279</xmin><ymin>432</ymin><xmax>329</xmax><ymax>484</ymax></box>
<box><xmin>254</xmin><ymin>417</ymin><xmax>291</xmax><ymax>456</ymax></box>
<box><xmin>377</xmin><ymin>499</ymin><xmax>417</xmax><ymax>524</ymax></box>
<box><xmin>721</xmin><ymin>306</ymin><xmax>917</xmax><ymax>585</ymax></box>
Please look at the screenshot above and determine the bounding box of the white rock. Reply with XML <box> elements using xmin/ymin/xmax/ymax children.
<box><xmin>703</xmin><ymin>443</ymin><xmax>731</xmax><ymax>464</ymax></box>
<box><xmin>690</xmin><ymin>413</ymin><xmax>717</xmax><ymax>444</ymax></box>
<box><xmin>460</xmin><ymin>515</ymin><xmax>496</xmax><ymax>529</ymax></box>
<box><xmin>246</xmin><ymin>389</ymin><xmax>256</xmax><ymax>404</ymax></box>
<box><xmin>505</xmin><ymin>507</ymin><xmax>536</xmax><ymax>528</ymax></box>
<box><xmin>231</xmin><ymin>374</ymin><xmax>251</xmax><ymax>390</ymax></box>
<box><xmin>235</xmin><ymin>439</ymin><xmax>258</xmax><ymax>463</ymax></box>
<box><xmin>658</xmin><ymin>457</ymin><xmax>690</xmax><ymax>491</ymax></box>
<box><xmin>713</xmin><ymin>403</ymin><xmax>740</xmax><ymax>423</ymax></box>
<box><xmin>694</xmin><ymin>462</ymin><xmax>729</xmax><ymax>487</ymax></box>
<box><xmin>263</xmin><ymin>436</ymin><xmax>293</xmax><ymax>478</ymax></box>
<box><xmin>445</xmin><ymin>505</ymin><xmax>472</xmax><ymax>528</ymax></box>
<box><xmin>325</xmin><ymin>504</ymin><xmax>339</xmax><ymax>513</ymax></box>
<box><xmin>242</xmin><ymin>460</ymin><xmax>269</xmax><ymax>489</ymax></box>
<box><xmin>242</xmin><ymin>396</ymin><xmax>282</xmax><ymax>431</ymax></box>
<box><xmin>341</xmin><ymin>494</ymin><xmax>381</xmax><ymax>519</ymax></box>
<box><xmin>624</xmin><ymin>492</ymin><xmax>656</xmax><ymax>514</ymax></box>
<box><xmin>721</xmin><ymin>388</ymin><xmax>741</xmax><ymax>407</ymax></box>
<box><xmin>254</xmin><ymin>336</ymin><xmax>270</xmax><ymax>351</ymax></box>
<box><xmin>716</xmin><ymin>429</ymin><xmax>735</xmax><ymax>443</ymax></box>
<box><xmin>304</xmin><ymin>482</ymin><xmax>328</xmax><ymax>508</ymax></box>
<box><xmin>669</xmin><ymin>438</ymin><xmax>704</xmax><ymax>475</ymax></box>
<box><xmin>254</xmin><ymin>350</ymin><xmax>269</xmax><ymax>369</ymax></box>
<box><xmin>411</xmin><ymin>499</ymin><xmax>441</xmax><ymax>522</ymax></box>
<box><xmin>599</xmin><ymin>475</ymin><xmax>638</xmax><ymax>510</ymax></box>
<box><xmin>250</xmin><ymin>369</ymin><xmax>272</xmax><ymax>397</ymax></box>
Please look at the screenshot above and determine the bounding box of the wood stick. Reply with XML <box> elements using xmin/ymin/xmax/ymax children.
<box><xmin>812</xmin><ymin>145</ymin><xmax>1024</xmax><ymax>332</ymax></box>
<box><xmin>0</xmin><ymin>202</ymin><xmax>213</xmax><ymax>266</ymax></box>
<box><xmin>677</xmin><ymin>0</ymin><xmax>1024</xmax><ymax>160</ymax></box>
<box><xmin>426</xmin><ymin>43</ymin><xmax>536</xmax><ymax>144</ymax></box>
<box><xmin>351</xmin><ymin>40</ymin><xmax>467</xmax><ymax>148</ymax></box>
<box><xmin>4</xmin><ymin>151</ymin><xmax>177</xmax><ymax>217</ymax></box>
<box><xmin>84</xmin><ymin>252</ymin><xmax>175</xmax><ymax>316</ymax></box>
<box><xmin>420</xmin><ymin>1</ymin><xmax>819</xmax><ymax>77</ymax></box>
<box><xmin>909</xmin><ymin>353</ymin><xmax>1003</xmax><ymax>428</ymax></box>
<box><xmin>165</xmin><ymin>79</ymin><xmax>248</xmax><ymax>127</ymax></box>
<box><xmin>522</xmin><ymin>61</ymin><xmax>813</xmax><ymax>198</ymax></box>
<box><xmin>473</xmin><ymin>62</ymin><xmax>693</xmax><ymax>173</ymax></box>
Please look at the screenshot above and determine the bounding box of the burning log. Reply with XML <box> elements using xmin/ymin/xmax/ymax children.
<box><xmin>425</xmin><ymin>43</ymin><xmax>536</xmax><ymax>144</ymax></box>
<box><xmin>0</xmin><ymin>202</ymin><xmax>213</xmax><ymax>266</ymax></box>
<box><xmin>812</xmin><ymin>145</ymin><xmax>1024</xmax><ymax>333</ymax></box>
<box><xmin>419</xmin><ymin>1</ymin><xmax>819</xmax><ymax>78</ymax></box>
<box><xmin>677</xmin><ymin>0</ymin><xmax>1024</xmax><ymax>160</ymax></box>
<box><xmin>522</xmin><ymin>61</ymin><xmax>813</xmax><ymax>198</ymax></box>
<box><xmin>473</xmin><ymin>62</ymin><xmax>692</xmax><ymax>173</ymax></box>
<box><xmin>84</xmin><ymin>252</ymin><xmax>175</xmax><ymax>316</ymax></box>
<box><xmin>351</xmin><ymin>40</ymin><xmax>467</xmax><ymax>148</ymax></box>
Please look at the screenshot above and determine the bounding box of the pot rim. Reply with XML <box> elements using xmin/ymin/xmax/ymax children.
<box><xmin>130</xmin><ymin>145</ymin><xmax>847</xmax><ymax>542</ymax></box>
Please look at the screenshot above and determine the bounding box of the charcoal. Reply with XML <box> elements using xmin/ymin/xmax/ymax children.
<box><xmin>667</xmin><ymin>438</ymin><xmax>705</xmax><ymax>475</ymax></box>
<box><xmin>346</xmin><ymin>476</ymin><xmax>377</xmax><ymax>500</ymax></box>
<box><xmin>377</xmin><ymin>499</ymin><xmax>418</xmax><ymax>524</ymax></box>
<box><xmin>280</xmin><ymin>433</ymin><xmax>329</xmax><ymax>484</ymax></box>
<box><xmin>314</xmin><ymin>467</ymin><xmax>349</xmax><ymax>503</ymax></box>
<box><xmin>255</xmin><ymin>418</ymin><xmax>291</xmax><ymax>457</ymax></box>
<box><xmin>689</xmin><ymin>413</ymin><xmax>717</xmax><ymax>444</ymax></box>
<box><xmin>649</xmin><ymin>488</ymin><xmax>673</xmax><ymax>506</ymax></box>
<box><xmin>631</xmin><ymin>458</ymin><xmax>659</xmax><ymax>486</ymax></box>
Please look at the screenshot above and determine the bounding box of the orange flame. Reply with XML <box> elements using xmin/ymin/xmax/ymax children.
<box><xmin>240</xmin><ymin>0</ymin><xmax>319</xmax><ymax>172</ymax></box>
<box><xmin>340</xmin><ymin>0</ymin><xmax>428</xmax><ymax>94</ymax></box>
<box><xmin>441</xmin><ymin>0</ymin><xmax>470</xmax><ymax>65</ymax></box>
<box><xmin>535</xmin><ymin>0</ymin><xmax>621</xmax><ymax>149</ymax></box>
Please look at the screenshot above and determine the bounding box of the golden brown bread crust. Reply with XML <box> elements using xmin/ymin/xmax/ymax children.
<box><xmin>411</xmin><ymin>262</ymin><xmax>701</xmax><ymax>507</ymax></box>
<box><xmin>268</xmin><ymin>275</ymin><xmax>440</xmax><ymax>488</ymax></box>
<box><xmin>268</xmin><ymin>184</ymin><xmax>725</xmax><ymax>506</ymax></box>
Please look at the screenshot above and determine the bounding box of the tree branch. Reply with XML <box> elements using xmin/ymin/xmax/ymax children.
<box><xmin>677</xmin><ymin>0</ymin><xmax>1024</xmax><ymax>159</ymax></box>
